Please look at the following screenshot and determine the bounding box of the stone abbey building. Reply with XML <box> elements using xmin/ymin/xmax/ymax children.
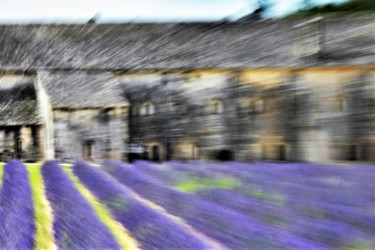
<box><xmin>0</xmin><ymin>15</ymin><xmax>374</xmax><ymax>163</ymax></box>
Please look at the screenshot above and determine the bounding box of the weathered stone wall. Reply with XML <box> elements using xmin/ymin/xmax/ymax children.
<box><xmin>1</xmin><ymin>17</ymin><xmax>375</xmax><ymax>163</ymax></box>
<box><xmin>52</xmin><ymin>107</ymin><xmax>128</xmax><ymax>162</ymax></box>
<box><xmin>119</xmin><ymin>67</ymin><xmax>375</xmax><ymax>163</ymax></box>
<box><xmin>0</xmin><ymin>74</ymin><xmax>43</xmax><ymax>161</ymax></box>
<box><xmin>0</xmin><ymin>126</ymin><xmax>41</xmax><ymax>162</ymax></box>
<box><xmin>120</xmin><ymin>71</ymin><xmax>232</xmax><ymax>161</ymax></box>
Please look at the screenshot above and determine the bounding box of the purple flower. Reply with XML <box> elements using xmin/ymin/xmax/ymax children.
<box><xmin>73</xmin><ymin>160</ymin><xmax>211</xmax><ymax>250</ymax></box>
<box><xmin>0</xmin><ymin>160</ymin><xmax>35</xmax><ymax>249</ymax></box>
<box><xmin>42</xmin><ymin>160</ymin><xmax>119</xmax><ymax>249</ymax></box>
<box><xmin>147</xmin><ymin>161</ymin><xmax>375</xmax><ymax>248</ymax></box>
<box><xmin>197</xmin><ymin>188</ymin><xmax>367</xmax><ymax>248</ymax></box>
<box><xmin>104</xmin><ymin>160</ymin><xmax>327</xmax><ymax>249</ymax></box>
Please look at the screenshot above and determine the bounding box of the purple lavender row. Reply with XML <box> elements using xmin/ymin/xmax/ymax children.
<box><xmin>197</xmin><ymin>188</ymin><xmax>374</xmax><ymax>248</ymax></box>
<box><xmin>229</xmin><ymin>162</ymin><xmax>375</xmax><ymax>196</ymax></box>
<box><xmin>166</xmin><ymin>161</ymin><xmax>375</xmax><ymax>210</ymax></box>
<box><xmin>171</xmin><ymin>161</ymin><xmax>375</xmax><ymax>191</ymax></box>
<box><xmin>217</xmin><ymin>162</ymin><xmax>375</xmax><ymax>194</ymax></box>
<box><xmin>224</xmin><ymin>163</ymin><xmax>375</xmax><ymax>213</ymax></box>
<box><xmin>41</xmin><ymin>161</ymin><xmax>119</xmax><ymax>249</ymax></box>
<box><xmin>134</xmin><ymin>161</ymin><xmax>183</xmax><ymax>184</ymax></box>
<box><xmin>285</xmin><ymin>193</ymin><xmax>375</xmax><ymax>235</ymax></box>
<box><xmin>0</xmin><ymin>160</ymin><xmax>35</xmax><ymax>249</ymax></box>
<box><xmin>104</xmin><ymin>160</ymin><xmax>328</xmax><ymax>249</ymax></box>
<box><xmin>178</xmin><ymin>161</ymin><xmax>375</xmax><ymax>193</ymax></box>
<box><xmin>135</xmin><ymin>161</ymin><xmax>373</xmax><ymax>248</ymax></box>
<box><xmin>138</xmin><ymin>161</ymin><xmax>373</xmax><ymax>215</ymax></box>
<box><xmin>72</xmin><ymin>160</ymin><xmax>211</xmax><ymax>250</ymax></box>
<box><xmin>205</xmin><ymin>163</ymin><xmax>375</xmax><ymax>235</ymax></box>
<box><xmin>165</xmin><ymin>162</ymin><xmax>375</xmax><ymax>233</ymax></box>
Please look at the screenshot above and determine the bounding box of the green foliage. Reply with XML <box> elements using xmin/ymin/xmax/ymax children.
<box><xmin>0</xmin><ymin>162</ymin><xmax>3</xmax><ymax>186</ymax></box>
<box><xmin>174</xmin><ymin>176</ymin><xmax>239</xmax><ymax>193</ymax></box>
<box><xmin>61</xmin><ymin>232</ymin><xmax>70</xmax><ymax>250</ymax></box>
<box><xmin>287</xmin><ymin>0</ymin><xmax>375</xmax><ymax>18</ymax></box>
<box><xmin>27</xmin><ymin>164</ymin><xmax>56</xmax><ymax>250</ymax></box>
<box><xmin>242</xmin><ymin>189</ymin><xmax>285</xmax><ymax>203</ymax></box>
<box><xmin>344</xmin><ymin>241</ymin><xmax>372</xmax><ymax>250</ymax></box>
<box><xmin>106</xmin><ymin>196</ymin><xmax>129</xmax><ymax>212</ymax></box>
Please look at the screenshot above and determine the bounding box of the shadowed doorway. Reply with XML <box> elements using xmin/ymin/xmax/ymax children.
<box><xmin>152</xmin><ymin>145</ymin><xmax>160</xmax><ymax>162</ymax></box>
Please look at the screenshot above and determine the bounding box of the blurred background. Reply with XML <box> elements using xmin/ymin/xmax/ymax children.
<box><xmin>0</xmin><ymin>1</ymin><xmax>375</xmax><ymax>250</ymax></box>
<box><xmin>0</xmin><ymin>0</ymin><xmax>373</xmax><ymax>23</ymax></box>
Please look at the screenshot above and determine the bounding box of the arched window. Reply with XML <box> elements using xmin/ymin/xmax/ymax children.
<box><xmin>140</xmin><ymin>102</ymin><xmax>155</xmax><ymax>116</ymax></box>
<box><xmin>206</xmin><ymin>99</ymin><xmax>223</xmax><ymax>114</ymax></box>
<box><xmin>238</xmin><ymin>97</ymin><xmax>264</xmax><ymax>114</ymax></box>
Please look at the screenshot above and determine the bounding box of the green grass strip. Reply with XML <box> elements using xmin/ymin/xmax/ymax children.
<box><xmin>62</xmin><ymin>164</ymin><xmax>139</xmax><ymax>250</ymax></box>
<box><xmin>27</xmin><ymin>163</ymin><xmax>57</xmax><ymax>250</ymax></box>
<box><xmin>174</xmin><ymin>176</ymin><xmax>239</xmax><ymax>193</ymax></box>
<box><xmin>0</xmin><ymin>162</ymin><xmax>4</xmax><ymax>186</ymax></box>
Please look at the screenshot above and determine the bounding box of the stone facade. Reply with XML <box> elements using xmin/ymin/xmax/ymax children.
<box><xmin>120</xmin><ymin>68</ymin><xmax>375</xmax><ymax>163</ymax></box>
<box><xmin>53</xmin><ymin>107</ymin><xmax>128</xmax><ymax>162</ymax></box>
<box><xmin>0</xmin><ymin>71</ymin><xmax>129</xmax><ymax>162</ymax></box>
<box><xmin>0</xmin><ymin>16</ymin><xmax>374</xmax><ymax>163</ymax></box>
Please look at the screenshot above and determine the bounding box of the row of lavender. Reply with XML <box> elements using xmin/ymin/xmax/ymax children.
<box><xmin>0</xmin><ymin>160</ymin><xmax>121</xmax><ymax>249</ymax></box>
<box><xmin>0</xmin><ymin>160</ymin><xmax>216</xmax><ymax>249</ymax></box>
<box><xmin>131</xmin><ymin>160</ymin><xmax>375</xmax><ymax>249</ymax></box>
<box><xmin>102</xmin><ymin>161</ymin><xmax>330</xmax><ymax>249</ymax></box>
<box><xmin>73</xmin><ymin>160</ymin><xmax>213</xmax><ymax>249</ymax></box>
<box><xmin>0</xmin><ymin>160</ymin><xmax>35</xmax><ymax>249</ymax></box>
<box><xmin>1</xmin><ymin>159</ymin><xmax>374</xmax><ymax>249</ymax></box>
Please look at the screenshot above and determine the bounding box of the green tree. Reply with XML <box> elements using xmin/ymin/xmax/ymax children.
<box><xmin>287</xmin><ymin>0</ymin><xmax>375</xmax><ymax>18</ymax></box>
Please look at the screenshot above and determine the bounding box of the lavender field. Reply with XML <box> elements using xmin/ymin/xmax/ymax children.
<box><xmin>0</xmin><ymin>160</ymin><xmax>374</xmax><ymax>249</ymax></box>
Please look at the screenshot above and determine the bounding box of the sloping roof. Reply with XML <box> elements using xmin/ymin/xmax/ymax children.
<box><xmin>0</xmin><ymin>75</ymin><xmax>41</xmax><ymax>125</ymax></box>
<box><xmin>38</xmin><ymin>70</ymin><xmax>129</xmax><ymax>108</ymax></box>
<box><xmin>0</xmin><ymin>16</ymin><xmax>374</xmax><ymax>71</ymax></box>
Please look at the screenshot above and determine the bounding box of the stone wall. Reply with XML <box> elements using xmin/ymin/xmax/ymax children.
<box><xmin>0</xmin><ymin>125</ymin><xmax>41</xmax><ymax>162</ymax></box>
<box><xmin>119</xmin><ymin>67</ymin><xmax>375</xmax><ymax>163</ymax></box>
<box><xmin>53</xmin><ymin>107</ymin><xmax>128</xmax><ymax>162</ymax></box>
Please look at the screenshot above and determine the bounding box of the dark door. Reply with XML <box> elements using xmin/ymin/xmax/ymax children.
<box><xmin>278</xmin><ymin>145</ymin><xmax>286</xmax><ymax>161</ymax></box>
<box><xmin>348</xmin><ymin>145</ymin><xmax>358</xmax><ymax>161</ymax></box>
<box><xmin>83</xmin><ymin>141</ymin><xmax>94</xmax><ymax>161</ymax></box>
<box><xmin>166</xmin><ymin>142</ymin><xmax>172</xmax><ymax>161</ymax></box>
<box><xmin>152</xmin><ymin>145</ymin><xmax>160</xmax><ymax>162</ymax></box>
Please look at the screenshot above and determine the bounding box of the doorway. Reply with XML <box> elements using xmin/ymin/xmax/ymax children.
<box><xmin>83</xmin><ymin>140</ymin><xmax>94</xmax><ymax>161</ymax></box>
<box><xmin>348</xmin><ymin>145</ymin><xmax>359</xmax><ymax>161</ymax></box>
<box><xmin>166</xmin><ymin>142</ymin><xmax>172</xmax><ymax>161</ymax></box>
<box><xmin>278</xmin><ymin>145</ymin><xmax>287</xmax><ymax>161</ymax></box>
<box><xmin>152</xmin><ymin>145</ymin><xmax>160</xmax><ymax>162</ymax></box>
